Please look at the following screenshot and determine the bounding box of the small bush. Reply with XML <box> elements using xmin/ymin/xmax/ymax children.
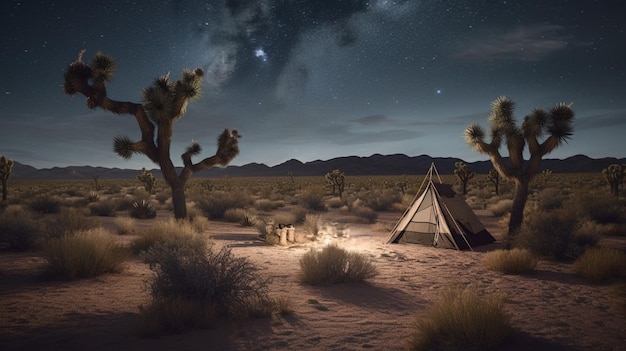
<box><xmin>88</xmin><ymin>199</ymin><xmax>118</xmax><ymax>216</ymax></box>
<box><xmin>487</xmin><ymin>199</ymin><xmax>513</xmax><ymax>217</ymax></box>
<box><xmin>195</xmin><ymin>191</ymin><xmax>252</xmax><ymax>220</ymax></box>
<box><xmin>352</xmin><ymin>206</ymin><xmax>378</xmax><ymax>223</ymax></box>
<box><xmin>136</xmin><ymin>297</ymin><xmax>218</xmax><ymax>337</ymax></box>
<box><xmin>298</xmin><ymin>189</ymin><xmax>326</xmax><ymax>211</ymax></box>
<box><xmin>360</xmin><ymin>189</ymin><xmax>402</xmax><ymax>211</ymax></box>
<box><xmin>28</xmin><ymin>195</ymin><xmax>61</xmax><ymax>214</ymax></box>
<box><xmin>129</xmin><ymin>200</ymin><xmax>157</xmax><ymax>219</ymax></box>
<box><xmin>291</xmin><ymin>205</ymin><xmax>308</xmax><ymax>224</ymax></box>
<box><xmin>573</xmin><ymin>194</ymin><xmax>625</xmax><ymax>224</ymax></box>
<box><xmin>299</xmin><ymin>245</ymin><xmax>378</xmax><ymax>285</ymax></box>
<box><xmin>130</xmin><ymin>219</ymin><xmax>203</xmax><ymax>255</ymax></box>
<box><xmin>43</xmin><ymin>228</ymin><xmax>129</xmax><ymax>279</ymax></box>
<box><xmin>573</xmin><ymin>247</ymin><xmax>626</xmax><ymax>283</ymax></box>
<box><xmin>408</xmin><ymin>287</ymin><xmax>511</xmax><ymax>351</ymax></box>
<box><xmin>514</xmin><ymin>208</ymin><xmax>580</xmax><ymax>260</ymax></box>
<box><xmin>113</xmin><ymin>217</ymin><xmax>136</xmax><ymax>235</ymax></box>
<box><xmin>142</xmin><ymin>241</ymin><xmax>271</xmax><ymax>319</ymax></box>
<box><xmin>51</xmin><ymin>207</ymin><xmax>100</xmax><ymax>237</ymax></box>
<box><xmin>85</xmin><ymin>191</ymin><xmax>100</xmax><ymax>203</ymax></box>
<box><xmin>253</xmin><ymin>199</ymin><xmax>280</xmax><ymax>212</ymax></box>
<box><xmin>483</xmin><ymin>248</ymin><xmax>537</xmax><ymax>274</ymax></box>
<box><xmin>533</xmin><ymin>188</ymin><xmax>567</xmax><ymax>211</ymax></box>
<box><xmin>0</xmin><ymin>207</ymin><xmax>42</xmax><ymax>251</ymax></box>
<box><xmin>273</xmin><ymin>296</ymin><xmax>294</xmax><ymax>316</ymax></box>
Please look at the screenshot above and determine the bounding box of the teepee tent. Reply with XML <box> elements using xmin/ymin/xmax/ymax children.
<box><xmin>386</xmin><ymin>163</ymin><xmax>495</xmax><ymax>250</ymax></box>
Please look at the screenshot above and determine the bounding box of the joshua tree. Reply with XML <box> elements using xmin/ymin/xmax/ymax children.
<box><xmin>464</xmin><ymin>96</ymin><xmax>574</xmax><ymax>237</ymax></box>
<box><xmin>396</xmin><ymin>174</ymin><xmax>408</xmax><ymax>195</ymax></box>
<box><xmin>0</xmin><ymin>156</ymin><xmax>14</xmax><ymax>201</ymax></box>
<box><xmin>63</xmin><ymin>50</ymin><xmax>240</xmax><ymax>219</ymax></box>
<box><xmin>488</xmin><ymin>168</ymin><xmax>500</xmax><ymax>195</ymax></box>
<box><xmin>92</xmin><ymin>175</ymin><xmax>100</xmax><ymax>191</ymax></box>
<box><xmin>602</xmin><ymin>164</ymin><xmax>625</xmax><ymax>197</ymax></box>
<box><xmin>137</xmin><ymin>167</ymin><xmax>156</xmax><ymax>193</ymax></box>
<box><xmin>325</xmin><ymin>169</ymin><xmax>345</xmax><ymax>198</ymax></box>
<box><xmin>453</xmin><ymin>161</ymin><xmax>475</xmax><ymax>195</ymax></box>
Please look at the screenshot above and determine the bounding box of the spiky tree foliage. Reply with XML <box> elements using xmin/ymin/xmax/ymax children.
<box><xmin>63</xmin><ymin>51</ymin><xmax>240</xmax><ymax>219</ymax></box>
<box><xmin>488</xmin><ymin>169</ymin><xmax>500</xmax><ymax>195</ymax></box>
<box><xmin>464</xmin><ymin>96</ymin><xmax>574</xmax><ymax>238</ymax></box>
<box><xmin>0</xmin><ymin>156</ymin><xmax>14</xmax><ymax>201</ymax></box>
<box><xmin>137</xmin><ymin>168</ymin><xmax>156</xmax><ymax>193</ymax></box>
<box><xmin>325</xmin><ymin>169</ymin><xmax>345</xmax><ymax>198</ymax></box>
<box><xmin>453</xmin><ymin>161</ymin><xmax>475</xmax><ymax>195</ymax></box>
<box><xmin>602</xmin><ymin>164</ymin><xmax>625</xmax><ymax>197</ymax></box>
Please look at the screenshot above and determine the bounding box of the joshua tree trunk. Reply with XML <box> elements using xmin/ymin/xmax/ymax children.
<box><xmin>1</xmin><ymin>179</ymin><xmax>7</xmax><ymax>201</ymax></box>
<box><xmin>509</xmin><ymin>177</ymin><xmax>530</xmax><ymax>237</ymax></box>
<box><xmin>171</xmin><ymin>183</ymin><xmax>187</xmax><ymax>219</ymax></box>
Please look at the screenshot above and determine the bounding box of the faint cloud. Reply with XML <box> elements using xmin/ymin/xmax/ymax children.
<box><xmin>576</xmin><ymin>111</ymin><xmax>626</xmax><ymax>130</ymax></box>
<box><xmin>455</xmin><ymin>24</ymin><xmax>571</xmax><ymax>61</ymax></box>
<box><xmin>351</xmin><ymin>114</ymin><xmax>399</xmax><ymax>126</ymax></box>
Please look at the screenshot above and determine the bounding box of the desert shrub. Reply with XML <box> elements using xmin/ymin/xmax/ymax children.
<box><xmin>408</xmin><ymin>287</ymin><xmax>511</xmax><ymax>351</ymax></box>
<box><xmin>130</xmin><ymin>219</ymin><xmax>204</xmax><ymax>255</ymax></box>
<box><xmin>359</xmin><ymin>189</ymin><xmax>402</xmax><ymax>211</ymax></box>
<box><xmin>573</xmin><ymin>247</ymin><xmax>626</xmax><ymax>283</ymax></box>
<box><xmin>299</xmin><ymin>245</ymin><xmax>378</xmax><ymax>285</ymax></box>
<box><xmin>129</xmin><ymin>199</ymin><xmax>157</xmax><ymax>219</ymax></box>
<box><xmin>43</xmin><ymin>228</ymin><xmax>129</xmax><ymax>279</ymax></box>
<box><xmin>195</xmin><ymin>190</ymin><xmax>252</xmax><ymax>219</ymax></box>
<box><xmin>272</xmin><ymin>296</ymin><xmax>294</xmax><ymax>316</ymax></box>
<box><xmin>573</xmin><ymin>193</ymin><xmax>625</xmax><ymax>224</ymax></box>
<box><xmin>85</xmin><ymin>191</ymin><xmax>100</xmax><ymax>203</ymax></box>
<box><xmin>302</xmin><ymin>214</ymin><xmax>321</xmax><ymax>237</ymax></box>
<box><xmin>253</xmin><ymin>199</ymin><xmax>281</xmax><ymax>212</ymax></box>
<box><xmin>28</xmin><ymin>195</ymin><xmax>61</xmax><ymax>214</ymax></box>
<box><xmin>298</xmin><ymin>188</ymin><xmax>326</xmax><ymax>211</ymax></box>
<box><xmin>223</xmin><ymin>208</ymin><xmax>247</xmax><ymax>223</ymax></box>
<box><xmin>533</xmin><ymin>187</ymin><xmax>567</xmax><ymax>211</ymax></box>
<box><xmin>352</xmin><ymin>206</ymin><xmax>378</xmax><ymax>223</ymax></box>
<box><xmin>51</xmin><ymin>207</ymin><xmax>100</xmax><ymax>237</ymax></box>
<box><xmin>487</xmin><ymin>199</ymin><xmax>513</xmax><ymax>217</ymax></box>
<box><xmin>113</xmin><ymin>217</ymin><xmax>136</xmax><ymax>235</ymax></box>
<box><xmin>291</xmin><ymin>205</ymin><xmax>308</xmax><ymax>224</ymax></box>
<box><xmin>514</xmin><ymin>208</ymin><xmax>581</xmax><ymax>260</ymax></box>
<box><xmin>142</xmin><ymin>241</ymin><xmax>271</xmax><ymax>319</ymax></box>
<box><xmin>327</xmin><ymin>197</ymin><xmax>344</xmax><ymax>208</ymax></box>
<box><xmin>483</xmin><ymin>248</ymin><xmax>537</xmax><ymax>274</ymax></box>
<box><xmin>136</xmin><ymin>297</ymin><xmax>218</xmax><ymax>336</ymax></box>
<box><xmin>88</xmin><ymin>199</ymin><xmax>118</xmax><ymax>216</ymax></box>
<box><xmin>0</xmin><ymin>207</ymin><xmax>42</xmax><ymax>251</ymax></box>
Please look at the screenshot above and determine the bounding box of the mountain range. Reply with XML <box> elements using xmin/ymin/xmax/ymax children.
<box><xmin>9</xmin><ymin>154</ymin><xmax>625</xmax><ymax>180</ymax></box>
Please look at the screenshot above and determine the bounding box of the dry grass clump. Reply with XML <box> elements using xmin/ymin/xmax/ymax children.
<box><xmin>483</xmin><ymin>248</ymin><xmax>537</xmax><ymax>274</ymax></box>
<box><xmin>352</xmin><ymin>205</ymin><xmax>378</xmax><ymax>223</ymax></box>
<box><xmin>487</xmin><ymin>199</ymin><xmax>513</xmax><ymax>217</ymax></box>
<box><xmin>48</xmin><ymin>207</ymin><xmax>100</xmax><ymax>237</ymax></box>
<box><xmin>113</xmin><ymin>217</ymin><xmax>136</xmax><ymax>235</ymax></box>
<box><xmin>28</xmin><ymin>195</ymin><xmax>61</xmax><ymax>214</ymax></box>
<box><xmin>0</xmin><ymin>206</ymin><xmax>42</xmax><ymax>251</ymax></box>
<box><xmin>42</xmin><ymin>228</ymin><xmax>129</xmax><ymax>279</ymax></box>
<box><xmin>298</xmin><ymin>188</ymin><xmax>327</xmax><ymax>211</ymax></box>
<box><xmin>88</xmin><ymin>199</ymin><xmax>118</xmax><ymax>216</ymax></box>
<box><xmin>194</xmin><ymin>190</ymin><xmax>253</xmax><ymax>219</ymax></box>
<box><xmin>130</xmin><ymin>219</ymin><xmax>205</xmax><ymax>255</ymax></box>
<box><xmin>138</xmin><ymin>238</ymin><xmax>272</xmax><ymax>336</ymax></box>
<box><xmin>573</xmin><ymin>246</ymin><xmax>626</xmax><ymax>283</ymax></box>
<box><xmin>514</xmin><ymin>208</ymin><xmax>582</xmax><ymax>260</ymax></box>
<box><xmin>299</xmin><ymin>245</ymin><xmax>378</xmax><ymax>285</ymax></box>
<box><xmin>408</xmin><ymin>287</ymin><xmax>511</xmax><ymax>351</ymax></box>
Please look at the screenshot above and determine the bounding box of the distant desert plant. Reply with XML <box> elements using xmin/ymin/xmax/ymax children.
<box><xmin>0</xmin><ymin>207</ymin><xmax>42</xmax><ymax>251</ymax></box>
<box><xmin>88</xmin><ymin>199</ymin><xmax>118</xmax><ymax>216</ymax></box>
<box><xmin>129</xmin><ymin>199</ymin><xmax>157</xmax><ymax>219</ymax></box>
<box><xmin>195</xmin><ymin>190</ymin><xmax>252</xmax><ymax>219</ymax></box>
<box><xmin>43</xmin><ymin>228</ymin><xmax>129</xmax><ymax>279</ymax></box>
<box><xmin>48</xmin><ymin>207</ymin><xmax>100</xmax><ymax>237</ymax></box>
<box><xmin>298</xmin><ymin>188</ymin><xmax>327</xmax><ymax>211</ymax></box>
<box><xmin>483</xmin><ymin>248</ymin><xmax>537</xmax><ymax>274</ymax></box>
<box><xmin>359</xmin><ymin>189</ymin><xmax>402</xmax><ymax>211</ymax></box>
<box><xmin>352</xmin><ymin>205</ymin><xmax>378</xmax><ymax>223</ymax></box>
<box><xmin>299</xmin><ymin>245</ymin><xmax>378</xmax><ymax>285</ymax></box>
<box><xmin>28</xmin><ymin>195</ymin><xmax>61</xmax><ymax>214</ymax></box>
<box><xmin>573</xmin><ymin>247</ymin><xmax>626</xmax><ymax>283</ymax></box>
<box><xmin>408</xmin><ymin>287</ymin><xmax>511</xmax><ymax>351</ymax></box>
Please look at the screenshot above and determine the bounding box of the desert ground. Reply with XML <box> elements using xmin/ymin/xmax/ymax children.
<box><xmin>1</xmin><ymin>201</ymin><xmax>625</xmax><ymax>351</ymax></box>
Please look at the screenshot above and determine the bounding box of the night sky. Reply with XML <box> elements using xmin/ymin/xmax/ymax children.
<box><xmin>1</xmin><ymin>1</ymin><xmax>624</xmax><ymax>170</ymax></box>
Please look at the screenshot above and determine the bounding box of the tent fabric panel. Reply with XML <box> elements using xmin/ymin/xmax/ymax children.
<box><xmin>396</xmin><ymin>231</ymin><xmax>435</xmax><ymax>245</ymax></box>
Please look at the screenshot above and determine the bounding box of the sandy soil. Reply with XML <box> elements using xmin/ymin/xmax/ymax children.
<box><xmin>1</xmin><ymin>209</ymin><xmax>624</xmax><ymax>351</ymax></box>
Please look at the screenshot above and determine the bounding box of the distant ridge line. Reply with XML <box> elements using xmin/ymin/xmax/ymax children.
<box><xmin>10</xmin><ymin>154</ymin><xmax>625</xmax><ymax>180</ymax></box>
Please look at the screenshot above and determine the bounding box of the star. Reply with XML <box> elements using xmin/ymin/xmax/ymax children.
<box><xmin>254</xmin><ymin>48</ymin><xmax>268</xmax><ymax>62</ymax></box>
